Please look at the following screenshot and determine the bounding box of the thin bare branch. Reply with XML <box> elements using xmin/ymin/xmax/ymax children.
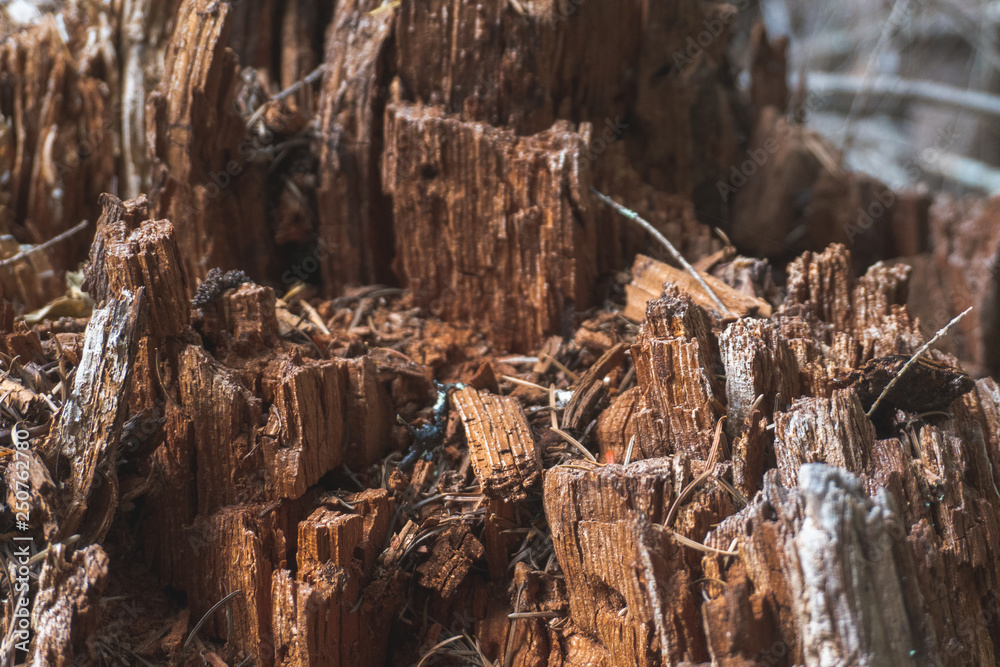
<box><xmin>590</xmin><ymin>188</ymin><xmax>734</xmax><ymax>317</ymax></box>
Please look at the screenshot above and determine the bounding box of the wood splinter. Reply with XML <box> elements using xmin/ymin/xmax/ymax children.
<box><xmin>452</xmin><ymin>387</ymin><xmax>543</xmax><ymax>501</ymax></box>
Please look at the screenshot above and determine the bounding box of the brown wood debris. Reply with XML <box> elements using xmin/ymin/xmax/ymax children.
<box><xmin>452</xmin><ymin>386</ymin><xmax>541</xmax><ymax>501</ymax></box>
<box><xmin>26</xmin><ymin>545</ymin><xmax>110</xmax><ymax>665</ymax></box>
<box><xmin>625</xmin><ymin>253</ymin><xmax>773</xmax><ymax>322</ymax></box>
<box><xmin>5</xmin><ymin>1</ymin><xmax>1000</xmax><ymax>666</ymax></box>
<box><xmin>631</xmin><ymin>291</ymin><xmax>723</xmax><ymax>458</ymax></box>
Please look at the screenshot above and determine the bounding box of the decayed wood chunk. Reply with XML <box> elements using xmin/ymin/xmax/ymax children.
<box><xmin>452</xmin><ymin>386</ymin><xmax>541</xmax><ymax>501</ymax></box>
<box><xmin>544</xmin><ymin>459</ymin><xmax>730</xmax><ymax>666</ymax></box>
<box><xmin>146</xmin><ymin>0</ymin><xmax>272</xmax><ymax>283</ymax></box>
<box><xmin>263</xmin><ymin>358</ymin><xmax>345</xmax><ymax>500</ymax></box>
<box><xmin>783</xmin><ymin>243</ymin><xmax>857</xmax><ymax>333</ymax></box>
<box><xmin>784</xmin><ymin>465</ymin><xmax>922</xmax><ymax>665</ymax></box>
<box><xmin>594</xmin><ymin>386</ymin><xmax>640</xmax><ymax>464</ymax></box>
<box><xmin>631</xmin><ymin>292</ymin><xmax>723</xmax><ymax>458</ymax></box>
<box><xmin>184</xmin><ymin>503</ymin><xmax>291</xmax><ymax>665</ymax></box>
<box><xmin>84</xmin><ymin>193</ymin><xmax>189</xmax><ymax>336</ymax></box>
<box><xmin>144</xmin><ymin>401</ymin><xmax>197</xmax><ymax>590</ymax></box>
<box><xmin>313</xmin><ymin>0</ymin><xmax>396</xmax><ymax>292</ymax></box>
<box><xmin>27</xmin><ymin>544</ymin><xmax>110</xmax><ymax>666</ymax></box>
<box><xmin>272</xmin><ymin>567</ymin><xmax>355</xmax><ymax>667</ymax></box>
<box><xmin>383</xmin><ymin>103</ymin><xmax>594</xmax><ymax>352</ymax></box>
<box><xmin>851</xmin><ymin>262</ymin><xmax>922</xmax><ymax>359</ymax></box>
<box><xmin>45</xmin><ymin>291</ymin><xmax>146</xmax><ymax>541</ymax></box>
<box><xmin>340</xmin><ymin>355</ymin><xmax>392</xmax><ymax>469</ymax></box>
<box><xmin>773</xmin><ymin>389</ymin><xmax>874</xmax><ymax>487</ymax></box>
<box><xmin>624</xmin><ymin>253</ymin><xmax>773</xmax><ymax>322</ymax></box>
<box><xmin>832</xmin><ymin>354</ymin><xmax>974</xmax><ymax>415</ymax></box>
<box><xmin>342</xmin><ymin>489</ymin><xmax>394</xmax><ymax>575</ymax></box>
<box><xmin>921</xmin><ymin>196</ymin><xmax>1000</xmax><ymax>378</ymax></box>
<box><xmin>0</xmin><ymin>10</ymin><xmax>117</xmax><ymax>304</ymax></box>
<box><xmin>415</xmin><ymin>524</ymin><xmax>485</xmax><ymax>599</ymax></box>
<box><xmin>702</xmin><ymin>465</ymin><xmax>932</xmax><ymax>666</ymax></box>
<box><xmin>178</xmin><ymin>346</ymin><xmax>264</xmax><ymax>513</ymax></box>
<box><xmin>298</xmin><ymin>507</ymin><xmax>363</xmax><ymax>571</ymax></box>
<box><xmin>235</xmin><ymin>351</ymin><xmax>390</xmax><ymax>501</ymax></box>
<box><xmin>204</xmin><ymin>283</ymin><xmax>282</xmax><ymax>361</ymax></box>
<box><xmin>719</xmin><ymin>318</ymin><xmax>799</xmax><ymax>437</ymax></box>
<box><xmin>271</xmin><ymin>491</ymin><xmax>400</xmax><ymax>667</ymax></box>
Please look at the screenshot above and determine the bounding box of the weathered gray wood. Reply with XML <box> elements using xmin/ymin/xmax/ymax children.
<box><xmin>47</xmin><ymin>291</ymin><xmax>146</xmax><ymax>541</ymax></box>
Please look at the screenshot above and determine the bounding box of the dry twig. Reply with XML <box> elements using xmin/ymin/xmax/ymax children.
<box><xmin>590</xmin><ymin>188</ymin><xmax>734</xmax><ymax>317</ymax></box>
<box><xmin>867</xmin><ymin>307</ymin><xmax>973</xmax><ymax>417</ymax></box>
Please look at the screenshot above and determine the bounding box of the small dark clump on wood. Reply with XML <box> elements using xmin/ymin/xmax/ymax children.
<box><xmin>190</xmin><ymin>268</ymin><xmax>253</xmax><ymax>309</ymax></box>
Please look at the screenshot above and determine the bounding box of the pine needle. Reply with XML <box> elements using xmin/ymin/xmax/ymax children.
<box><xmin>550</xmin><ymin>426</ymin><xmax>598</xmax><ymax>463</ymax></box>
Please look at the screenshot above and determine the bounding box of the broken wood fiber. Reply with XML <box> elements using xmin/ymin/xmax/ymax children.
<box><xmin>451</xmin><ymin>386</ymin><xmax>542</xmax><ymax>501</ymax></box>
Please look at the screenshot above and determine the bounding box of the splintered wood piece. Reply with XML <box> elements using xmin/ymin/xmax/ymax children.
<box><xmin>773</xmin><ymin>390</ymin><xmax>874</xmax><ymax>487</ymax></box>
<box><xmin>146</xmin><ymin>0</ymin><xmax>272</xmax><ymax>283</ymax></box>
<box><xmin>184</xmin><ymin>503</ymin><xmax>294</xmax><ymax>665</ymax></box>
<box><xmin>782</xmin><ymin>243</ymin><xmax>856</xmax><ymax>333</ymax></box>
<box><xmin>452</xmin><ymin>386</ymin><xmax>541</xmax><ymax>501</ymax></box>
<box><xmin>27</xmin><ymin>544</ymin><xmax>109</xmax><ymax>666</ymax></box>
<box><xmin>561</xmin><ymin>342</ymin><xmax>626</xmax><ymax>432</ymax></box>
<box><xmin>631</xmin><ymin>293</ymin><xmax>722</xmax><ymax>458</ymax></box>
<box><xmin>297</xmin><ymin>507</ymin><xmax>363</xmax><ymax>572</ymax></box>
<box><xmin>178</xmin><ymin>346</ymin><xmax>264</xmax><ymax>513</ymax></box>
<box><xmin>313</xmin><ymin>0</ymin><xmax>396</xmax><ymax>292</ymax></box>
<box><xmin>624</xmin><ymin>254</ymin><xmax>772</xmax><ymax>322</ymax></box>
<box><xmin>595</xmin><ymin>386</ymin><xmax>640</xmax><ymax>464</ymax></box>
<box><xmin>264</xmin><ymin>358</ymin><xmax>345</xmax><ymax>500</ymax></box>
<box><xmin>731</xmin><ymin>408</ymin><xmax>769</xmax><ymax>499</ymax></box>
<box><xmin>0</xmin><ymin>14</ymin><xmax>116</xmax><ymax>308</ymax></box>
<box><xmin>271</xmin><ymin>565</ymin><xmax>372</xmax><ymax>667</ymax></box>
<box><xmin>787</xmin><ymin>466</ymin><xmax>921</xmax><ymax>665</ymax></box>
<box><xmin>544</xmin><ymin>459</ymin><xmax>718</xmax><ymax>666</ymax></box>
<box><xmin>343</xmin><ymin>489</ymin><xmax>395</xmax><ymax>575</ymax></box>
<box><xmin>482</xmin><ymin>498</ymin><xmax>519</xmax><ymax>580</ymax></box>
<box><xmin>47</xmin><ymin>291</ymin><xmax>146</xmax><ymax>541</ymax></box>
<box><xmin>84</xmin><ymin>193</ymin><xmax>189</xmax><ymax>336</ymax></box>
<box><xmin>383</xmin><ymin>104</ymin><xmax>595</xmax><ymax>352</ymax></box>
<box><xmin>415</xmin><ymin>524</ymin><xmax>485</xmax><ymax>598</ymax></box>
<box><xmin>702</xmin><ymin>465</ymin><xmax>928</xmax><ymax>666</ymax></box>
<box><xmin>144</xmin><ymin>401</ymin><xmax>197</xmax><ymax>590</ymax></box>
<box><xmin>204</xmin><ymin>283</ymin><xmax>282</xmax><ymax>360</ymax></box>
<box><xmin>719</xmin><ymin>318</ymin><xmax>799</xmax><ymax>436</ymax></box>
<box><xmin>851</xmin><ymin>262</ymin><xmax>922</xmax><ymax>359</ymax></box>
<box><xmin>833</xmin><ymin>353</ymin><xmax>975</xmax><ymax>415</ymax></box>
<box><xmin>340</xmin><ymin>355</ymin><xmax>393</xmax><ymax>468</ymax></box>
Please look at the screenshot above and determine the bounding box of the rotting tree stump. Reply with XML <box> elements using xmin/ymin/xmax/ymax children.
<box><xmin>1</xmin><ymin>1</ymin><xmax>1000</xmax><ymax>666</ymax></box>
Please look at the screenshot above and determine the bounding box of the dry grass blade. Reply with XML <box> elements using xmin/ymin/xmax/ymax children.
<box><xmin>184</xmin><ymin>589</ymin><xmax>243</xmax><ymax>648</ymax></box>
<box><xmin>416</xmin><ymin>635</ymin><xmax>465</xmax><ymax>667</ymax></box>
<box><xmin>590</xmin><ymin>188</ymin><xmax>734</xmax><ymax>317</ymax></box>
<box><xmin>540</xmin><ymin>353</ymin><xmax>580</xmax><ymax>382</ymax></box>
<box><xmin>664</xmin><ymin>417</ymin><xmax>726</xmax><ymax>529</ymax></box>
<box><xmin>669</xmin><ymin>531</ymin><xmax>739</xmax><ymax>557</ymax></box>
<box><xmin>508</xmin><ymin>611</ymin><xmax>561</xmax><ymax>619</ymax></box>
<box><xmin>867</xmin><ymin>306</ymin><xmax>973</xmax><ymax>417</ymax></box>
<box><xmin>550</xmin><ymin>426</ymin><xmax>598</xmax><ymax>463</ymax></box>
<box><xmin>501</xmin><ymin>375</ymin><xmax>549</xmax><ymax>392</ymax></box>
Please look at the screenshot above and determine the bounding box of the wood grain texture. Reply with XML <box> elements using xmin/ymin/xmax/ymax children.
<box><xmin>452</xmin><ymin>386</ymin><xmax>541</xmax><ymax>501</ymax></box>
